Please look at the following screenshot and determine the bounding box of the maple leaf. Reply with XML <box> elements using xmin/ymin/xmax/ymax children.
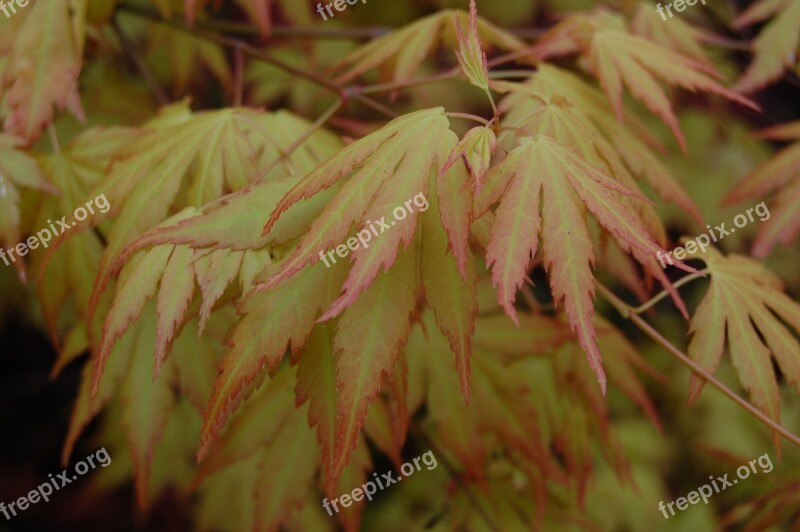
<box><xmin>85</xmin><ymin>104</ymin><xmax>264</xmax><ymax>320</ymax></box>
<box><xmin>0</xmin><ymin>134</ymin><xmax>54</xmax><ymax>281</ymax></box>
<box><xmin>629</xmin><ymin>1</ymin><xmax>713</xmax><ymax>66</ymax></box>
<box><xmin>197</xmin><ymin>258</ymin><xmax>348</xmax><ymax>461</ymax></box>
<box><xmin>476</xmin><ymin>134</ymin><xmax>690</xmax><ymax>394</ymax></box>
<box><xmin>332</xmin><ymin>7</ymin><xmax>524</xmax><ymax>85</ymax></box>
<box><xmin>30</xmin><ymin>127</ymin><xmax>139</xmax><ymax>343</ymax></box>
<box><xmin>498</xmin><ymin>64</ymin><xmax>704</xmax><ymax>224</ymax></box>
<box><xmin>148</xmin><ymin>24</ymin><xmax>232</xmax><ymax>97</ymax></box>
<box><xmin>533</xmin><ymin>11</ymin><xmax>757</xmax><ymax>150</ymax></box>
<box><xmin>732</xmin><ymin>0</ymin><xmax>800</xmax><ymax>93</ymax></box>
<box><xmin>725</xmin><ymin>120</ymin><xmax>800</xmax><ymax>256</ymax></box>
<box><xmin>687</xmin><ymin>247</ymin><xmax>800</xmax><ymax>449</ymax></box>
<box><xmin>259</xmin><ymin>108</ymin><xmax>450</xmax><ymax>309</ymax></box>
<box><xmin>2</xmin><ymin>0</ymin><xmax>87</xmax><ymax>143</ymax></box>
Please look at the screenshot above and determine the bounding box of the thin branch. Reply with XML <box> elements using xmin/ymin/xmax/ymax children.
<box><xmin>117</xmin><ymin>3</ymin><xmax>398</xmax><ymax>118</ymax></box>
<box><xmin>233</xmin><ymin>44</ymin><xmax>244</xmax><ymax>107</ymax></box>
<box><xmin>111</xmin><ymin>15</ymin><xmax>169</xmax><ymax>106</ymax></box>
<box><xmin>596</xmin><ymin>282</ymin><xmax>800</xmax><ymax>449</ymax></box>
<box><xmin>358</xmin><ymin>67</ymin><xmax>462</xmax><ymax>95</ymax></box>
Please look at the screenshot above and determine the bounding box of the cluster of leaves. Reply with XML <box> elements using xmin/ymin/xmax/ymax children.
<box><xmin>1</xmin><ymin>0</ymin><xmax>800</xmax><ymax>530</ymax></box>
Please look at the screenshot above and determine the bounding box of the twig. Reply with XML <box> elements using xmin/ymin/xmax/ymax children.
<box><xmin>111</xmin><ymin>15</ymin><xmax>169</xmax><ymax>106</ymax></box>
<box><xmin>411</xmin><ymin>424</ymin><xmax>501</xmax><ymax>532</ymax></box>
<box><xmin>358</xmin><ymin>67</ymin><xmax>462</xmax><ymax>95</ymax></box>
<box><xmin>117</xmin><ymin>3</ymin><xmax>398</xmax><ymax>118</ymax></box>
<box><xmin>596</xmin><ymin>281</ymin><xmax>800</xmax><ymax>448</ymax></box>
<box><xmin>446</xmin><ymin>112</ymin><xmax>490</xmax><ymax>126</ymax></box>
<box><xmin>233</xmin><ymin>44</ymin><xmax>244</xmax><ymax>107</ymax></box>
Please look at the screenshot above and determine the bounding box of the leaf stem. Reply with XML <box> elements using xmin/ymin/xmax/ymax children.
<box><xmin>255</xmin><ymin>99</ymin><xmax>344</xmax><ymax>182</ymax></box>
<box><xmin>628</xmin><ymin>269</ymin><xmax>709</xmax><ymax>316</ymax></box>
<box><xmin>596</xmin><ymin>281</ymin><xmax>800</xmax><ymax>448</ymax></box>
<box><xmin>488</xmin><ymin>70</ymin><xmax>536</xmax><ymax>79</ymax></box>
<box><xmin>47</xmin><ymin>124</ymin><xmax>60</xmax><ymax>154</ymax></box>
<box><xmin>447</xmin><ymin>112</ymin><xmax>490</xmax><ymax>126</ymax></box>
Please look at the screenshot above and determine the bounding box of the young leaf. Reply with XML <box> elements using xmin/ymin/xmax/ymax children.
<box><xmin>441</xmin><ymin>126</ymin><xmax>497</xmax><ymax>192</ymax></box>
<box><xmin>454</xmin><ymin>0</ymin><xmax>490</xmax><ymax>92</ymax></box>
<box><xmin>333</xmin><ymin>8</ymin><xmax>524</xmax><ymax>84</ymax></box>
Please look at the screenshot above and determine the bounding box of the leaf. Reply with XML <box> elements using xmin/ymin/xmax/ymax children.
<box><xmin>454</xmin><ymin>0</ymin><xmax>490</xmax><ymax>92</ymax></box>
<box><xmin>87</xmin><ymin>106</ymin><xmax>262</xmax><ymax>320</ymax></box>
<box><xmin>260</xmin><ymin>108</ymin><xmax>449</xmax><ymax>311</ymax></box>
<box><xmin>732</xmin><ymin>0</ymin><xmax>800</xmax><ymax>93</ymax></box>
<box><xmin>533</xmin><ymin>13</ymin><xmax>757</xmax><ymax>150</ymax></box>
<box><xmin>687</xmin><ymin>247</ymin><xmax>800</xmax><ymax>448</ymax></box>
<box><xmin>253</xmin><ymin>406</ymin><xmax>319</xmax><ymax>532</ymax></box>
<box><xmin>2</xmin><ymin>0</ymin><xmax>86</xmax><ymax>143</ymax></box>
<box><xmin>148</xmin><ymin>24</ymin><xmax>232</xmax><ymax>96</ymax></box>
<box><xmin>421</xmin><ymin>179</ymin><xmax>478</xmax><ymax>399</ymax></box>
<box><xmin>441</xmin><ymin>126</ymin><xmax>497</xmax><ymax>193</ymax></box>
<box><xmin>333</xmin><ymin>8</ymin><xmax>524</xmax><ymax>85</ymax></box>
<box><xmin>497</xmin><ymin>64</ymin><xmax>704</xmax><ymax>224</ymax></box>
<box><xmin>725</xmin><ymin>120</ymin><xmax>800</xmax><ymax>256</ymax></box>
<box><xmin>0</xmin><ymin>133</ymin><xmax>53</xmax><ymax>280</ymax></box>
<box><xmin>477</xmin><ymin>135</ymin><xmax>689</xmax><ymax>394</ymax></box>
<box><xmin>295</xmin><ymin>324</ymin><xmax>340</xmax><ymax>492</ymax></box>
<box><xmin>330</xmin><ymin>244</ymin><xmax>418</xmax><ymax>485</ymax></box>
<box><xmin>629</xmin><ymin>1</ymin><xmax>713</xmax><ymax>66</ymax></box>
<box><xmin>119</xmin><ymin>302</ymin><xmax>177</xmax><ymax>508</ymax></box>
<box><xmin>197</xmin><ymin>258</ymin><xmax>347</xmax><ymax>461</ymax></box>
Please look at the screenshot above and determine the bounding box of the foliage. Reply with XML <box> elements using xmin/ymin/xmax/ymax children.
<box><xmin>1</xmin><ymin>0</ymin><xmax>800</xmax><ymax>530</ymax></box>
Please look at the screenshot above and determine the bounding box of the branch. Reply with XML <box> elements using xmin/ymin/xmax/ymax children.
<box><xmin>596</xmin><ymin>282</ymin><xmax>800</xmax><ymax>448</ymax></box>
<box><xmin>116</xmin><ymin>2</ymin><xmax>398</xmax><ymax>119</ymax></box>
